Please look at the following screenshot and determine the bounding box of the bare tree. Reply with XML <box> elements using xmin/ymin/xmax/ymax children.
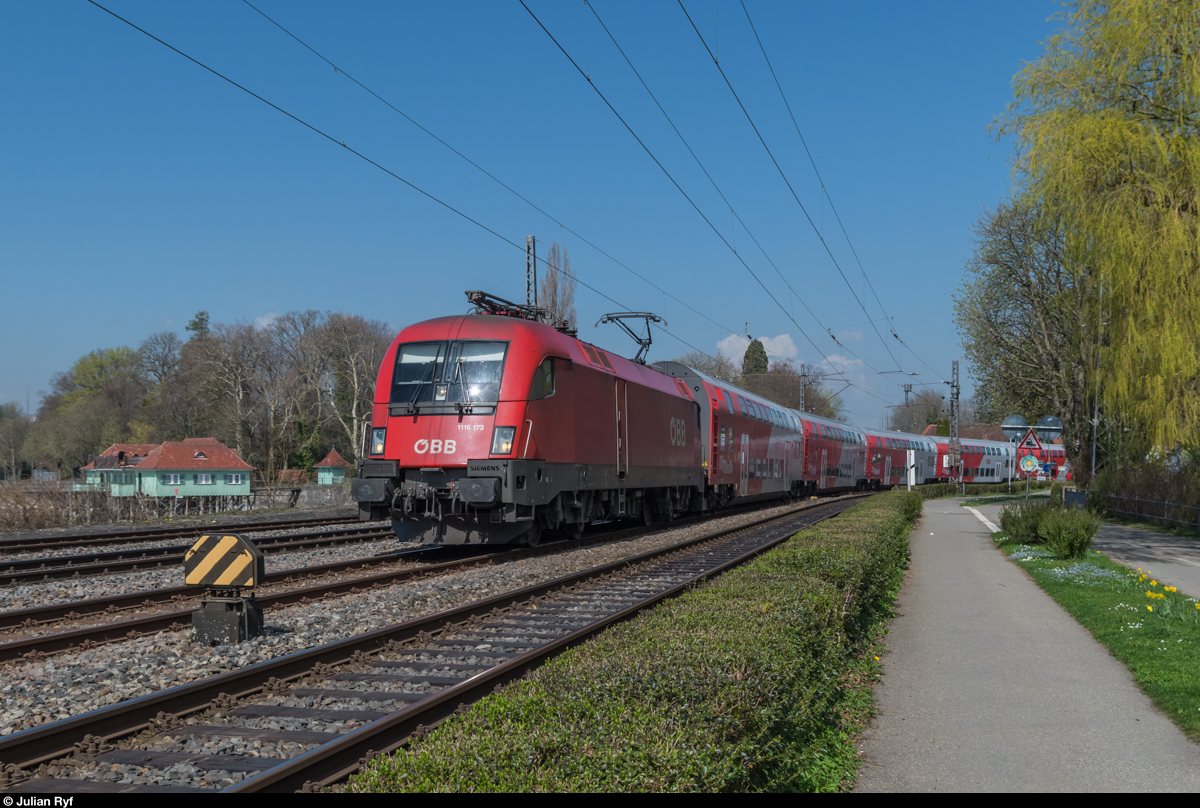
<box><xmin>743</xmin><ymin>361</ymin><xmax>844</xmax><ymax>420</ymax></box>
<box><xmin>323</xmin><ymin>313</ymin><xmax>393</xmax><ymax>460</ymax></box>
<box><xmin>138</xmin><ymin>331</ymin><xmax>182</xmax><ymax>386</ymax></box>
<box><xmin>672</xmin><ymin>351</ymin><xmax>741</xmax><ymax>386</ymax></box>
<box><xmin>886</xmin><ymin>389</ymin><xmax>946</xmax><ymax>432</ymax></box>
<box><xmin>540</xmin><ymin>242</ymin><xmax>577</xmax><ymax>329</ymax></box>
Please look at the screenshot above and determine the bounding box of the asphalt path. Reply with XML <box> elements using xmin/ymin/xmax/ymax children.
<box><xmin>1089</xmin><ymin>523</ymin><xmax>1200</xmax><ymax>600</ymax></box>
<box><xmin>854</xmin><ymin>497</ymin><xmax>1200</xmax><ymax>792</ymax></box>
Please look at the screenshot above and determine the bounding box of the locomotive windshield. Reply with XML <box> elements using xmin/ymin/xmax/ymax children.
<box><xmin>390</xmin><ymin>340</ymin><xmax>508</xmax><ymax>411</ymax></box>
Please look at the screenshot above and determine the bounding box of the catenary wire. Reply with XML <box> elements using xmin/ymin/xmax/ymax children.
<box><xmin>676</xmin><ymin>0</ymin><xmax>904</xmax><ymax>372</ymax></box>
<box><xmin>83</xmin><ymin>0</ymin><xmax>719</xmax><ymax>364</ymax></box>
<box><xmin>240</xmin><ymin>0</ymin><xmax>745</xmax><ymax>348</ymax></box>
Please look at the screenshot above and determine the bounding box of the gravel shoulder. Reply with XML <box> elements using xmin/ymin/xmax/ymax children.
<box><xmin>854</xmin><ymin>498</ymin><xmax>1200</xmax><ymax>793</ymax></box>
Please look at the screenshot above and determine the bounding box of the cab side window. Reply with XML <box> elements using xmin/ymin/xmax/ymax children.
<box><xmin>529</xmin><ymin>358</ymin><xmax>555</xmax><ymax>400</ymax></box>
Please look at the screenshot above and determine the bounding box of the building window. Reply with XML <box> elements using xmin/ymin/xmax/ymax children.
<box><xmin>196</xmin><ymin>474</ymin><xmax>213</xmax><ymax>485</ymax></box>
<box><xmin>162</xmin><ymin>474</ymin><xmax>181</xmax><ymax>485</ymax></box>
<box><xmin>225</xmin><ymin>474</ymin><xmax>243</xmax><ymax>485</ymax></box>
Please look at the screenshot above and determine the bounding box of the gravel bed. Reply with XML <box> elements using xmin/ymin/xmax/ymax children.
<box><xmin>0</xmin><ymin>529</ymin><xmax>404</xmax><ymax>613</ymax></box>
<box><xmin>0</xmin><ymin>519</ymin><xmax>391</xmax><ymax>564</ymax></box>
<box><xmin>0</xmin><ymin>501</ymin><xmax>813</xmax><ymax>737</ymax></box>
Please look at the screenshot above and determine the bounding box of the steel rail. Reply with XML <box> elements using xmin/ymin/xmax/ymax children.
<box><xmin>0</xmin><ymin>515</ymin><xmax>360</xmax><ymax>553</ymax></box>
<box><xmin>0</xmin><ymin>525</ymin><xmax>396</xmax><ymax>585</ymax></box>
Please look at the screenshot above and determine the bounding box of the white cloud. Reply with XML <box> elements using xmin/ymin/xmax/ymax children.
<box><xmin>759</xmin><ymin>334</ymin><xmax>799</xmax><ymax>363</ymax></box>
<box><xmin>716</xmin><ymin>333</ymin><xmax>800</xmax><ymax>365</ymax></box>
<box><xmin>716</xmin><ymin>333</ymin><xmax>751</xmax><ymax>363</ymax></box>
<box><xmin>254</xmin><ymin>312</ymin><xmax>280</xmax><ymax>330</ymax></box>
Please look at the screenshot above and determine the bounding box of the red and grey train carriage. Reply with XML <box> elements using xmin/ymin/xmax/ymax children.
<box><xmin>351</xmin><ymin>293</ymin><xmax>705</xmax><ymax>545</ymax></box>
<box><xmin>651</xmin><ymin>362</ymin><xmax>810</xmax><ymax>505</ymax></box>
<box><xmin>931</xmin><ymin>437</ymin><xmax>1015</xmax><ymax>483</ymax></box>
<box><xmin>651</xmin><ymin>363</ymin><xmax>871</xmax><ymax>500</ymax></box>
<box><xmin>861</xmin><ymin>430</ymin><xmax>940</xmax><ymax>488</ymax></box>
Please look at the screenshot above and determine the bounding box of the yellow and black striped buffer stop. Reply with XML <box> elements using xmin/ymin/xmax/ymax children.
<box><xmin>184</xmin><ymin>534</ymin><xmax>265</xmax><ymax>588</ymax></box>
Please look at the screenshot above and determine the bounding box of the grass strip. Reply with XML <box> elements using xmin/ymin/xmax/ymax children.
<box><xmin>349</xmin><ymin>492</ymin><xmax>918</xmax><ymax>793</ymax></box>
<box><xmin>995</xmin><ymin>534</ymin><xmax>1200</xmax><ymax>740</ymax></box>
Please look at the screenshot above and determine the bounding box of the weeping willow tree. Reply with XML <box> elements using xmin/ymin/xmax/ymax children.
<box><xmin>999</xmin><ymin>0</ymin><xmax>1200</xmax><ymax>455</ymax></box>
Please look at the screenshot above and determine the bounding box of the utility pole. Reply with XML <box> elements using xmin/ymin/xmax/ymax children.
<box><xmin>949</xmin><ymin>361</ymin><xmax>961</xmax><ymax>492</ymax></box>
<box><xmin>903</xmin><ymin>383</ymin><xmax>913</xmax><ymax>432</ymax></box>
<box><xmin>525</xmin><ymin>235</ymin><xmax>537</xmax><ymax>311</ymax></box>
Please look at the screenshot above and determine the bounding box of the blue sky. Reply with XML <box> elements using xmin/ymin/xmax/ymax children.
<box><xmin>1</xmin><ymin>1</ymin><xmax>1059</xmax><ymax>424</ymax></box>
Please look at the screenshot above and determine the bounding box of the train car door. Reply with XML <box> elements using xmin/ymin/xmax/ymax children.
<box><xmin>884</xmin><ymin>456</ymin><xmax>892</xmax><ymax>487</ymax></box>
<box><xmin>615</xmin><ymin>379</ymin><xmax>628</xmax><ymax>480</ymax></box>
<box><xmin>820</xmin><ymin>449</ymin><xmax>828</xmax><ymax>490</ymax></box>
<box><xmin>740</xmin><ymin>433</ymin><xmax>748</xmax><ymax>496</ymax></box>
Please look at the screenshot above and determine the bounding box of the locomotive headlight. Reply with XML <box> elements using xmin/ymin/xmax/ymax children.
<box><xmin>370</xmin><ymin>428</ymin><xmax>387</xmax><ymax>456</ymax></box>
<box><xmin>491</xmin><ymin>426</ymin><xmax>516</xmax><ymax>455</ymax></box>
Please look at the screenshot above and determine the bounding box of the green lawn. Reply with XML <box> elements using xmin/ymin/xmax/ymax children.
<box><xmin>995</xmin><ymin>534</ymin><xmax>1200</xmax><ymax>741</ymax></box>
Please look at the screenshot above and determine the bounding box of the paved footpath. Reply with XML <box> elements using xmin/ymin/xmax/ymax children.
<box><xmin>854</xmin><ymin>498</ymin><xmax>1200</xmax><ymax>792</ymax></box>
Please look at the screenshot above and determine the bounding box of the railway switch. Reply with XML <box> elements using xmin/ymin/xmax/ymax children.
<box><xmin>183</xmin><ymin>533</ymin><xmax>265</xmax><ymax>646</ymax></box>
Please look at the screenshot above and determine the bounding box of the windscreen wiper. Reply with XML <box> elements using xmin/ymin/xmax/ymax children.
<box><xmin>454</xmin><ymin>356</ymin><xmax>474</xmax><ymax>414</ymax></box>
<box><xmin>405</xmin><ymin>361</ymin><xmax>437</xmax><ymax>414</ymax></box>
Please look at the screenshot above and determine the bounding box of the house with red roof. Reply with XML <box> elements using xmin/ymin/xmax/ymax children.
<box><xmin>314</xmin><ymin>448</ymin><xmax>352</xmax><ymax>485</ymax></box>
<box><xmin>79</xmin><ymin>443</ymin><xmax>160</xmax><ymax>495</ymax></box>
<box><xmin>80</xmin><ymin>438</ymin><xmax>254</xmax><ymax>498</ymax></box>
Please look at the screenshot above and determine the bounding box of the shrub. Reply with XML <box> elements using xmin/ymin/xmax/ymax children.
<box><xmin>999</xmin><ymin>501</ymin><xmax>1054</xmax><ymax>543</ymax></box>
<box><xmin>1040</xmin><ymin>508</ymin><xmax>1102</xmax><ymax>559</ymax></box>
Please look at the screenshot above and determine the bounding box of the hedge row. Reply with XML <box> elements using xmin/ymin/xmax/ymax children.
<box><xmin>349</xmin><ymin>492</ymin><xmax>919</xmax><ymax>793</ymax></box>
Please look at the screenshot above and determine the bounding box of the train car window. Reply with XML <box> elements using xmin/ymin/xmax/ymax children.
<box><xmin>736</xmin><ymin>395</ymin><xmax>746</xmax><ymax>415</ymax></box>
<box><xmin>528</xmin><ymin>357</ymin><xmax>555</xmax><ymax>400</ymax></box>
<box><xmin>391</xmin><ymin>340</ymin><xmax>509</xmax><ymax>407</ymax></box>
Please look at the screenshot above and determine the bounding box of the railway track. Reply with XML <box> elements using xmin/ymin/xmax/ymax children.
<box><xmin>0</xmin><ymin>497</ymin><xmax>835</xmax><ymax>659</ymax></box>
<box><xmin>0</xmin><ymin>515</ymin><xmax>360</xmax><ymax>554</ymax></box>
<box><xmin>0</xmin><ymin>524</ymin><xmax>392</xmax><ymax>586</ymax></box>
<box><xmin>0</xmin><ymin>496</ymin><xmax>860</xmax><ymax>793</ymax></box>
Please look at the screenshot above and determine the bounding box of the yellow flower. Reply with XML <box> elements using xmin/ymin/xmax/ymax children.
<box><xmin>1149</xmin><ymin>605</ymin><xmax>1154</xmax><ymax>611</ymax></box>
<box><xmin>1147</xmin><ymin>591</ymin><xmax>1155</xmax><ymax>598</ymax></box>
<box><xmin>1151</xmin><ymin>580</ymin><xmax>1158</xmax><ymax>586</ymax></box>
<box><xmin>1166</xmin><ymin>586</ymin><xmax>1177</xmax><ymax>593</ymax></box>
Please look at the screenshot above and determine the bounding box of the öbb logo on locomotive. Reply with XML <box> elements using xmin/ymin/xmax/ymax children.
<box><xmin>669</xmin><ymin>417</ymin><xmax>687</xmax><ymax>447</ymax></box>
<box><xmin>413</xmin><ymin>439</ymin><xmax>457</xmax><ymax>455</ymax></box>
<box><xmin>351</xmin><ymin>290</ymin><xmax>1069</xmax><ymax>548</ymax></box>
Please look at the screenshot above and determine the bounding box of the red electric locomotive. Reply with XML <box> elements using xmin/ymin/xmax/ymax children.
<box><xmin>352</xmin><ymin>292</ymin><xmax>703</xmax><ymax>545</ymax></box>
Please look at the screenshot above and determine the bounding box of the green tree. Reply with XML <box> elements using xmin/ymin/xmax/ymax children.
<box><xmin>186</xmin><ymin>311</ymin><xmax>211</xmax><ymax>341</ymax></box>
<box><xmin>999</xmin><ymin>0</ymin><xmax>1200</xmax><ymax>452</ymax></box>
<box><xmin>741</xmin><ymin>339</ymin><xmax>768</xmax><ymax>378</ymax></box>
